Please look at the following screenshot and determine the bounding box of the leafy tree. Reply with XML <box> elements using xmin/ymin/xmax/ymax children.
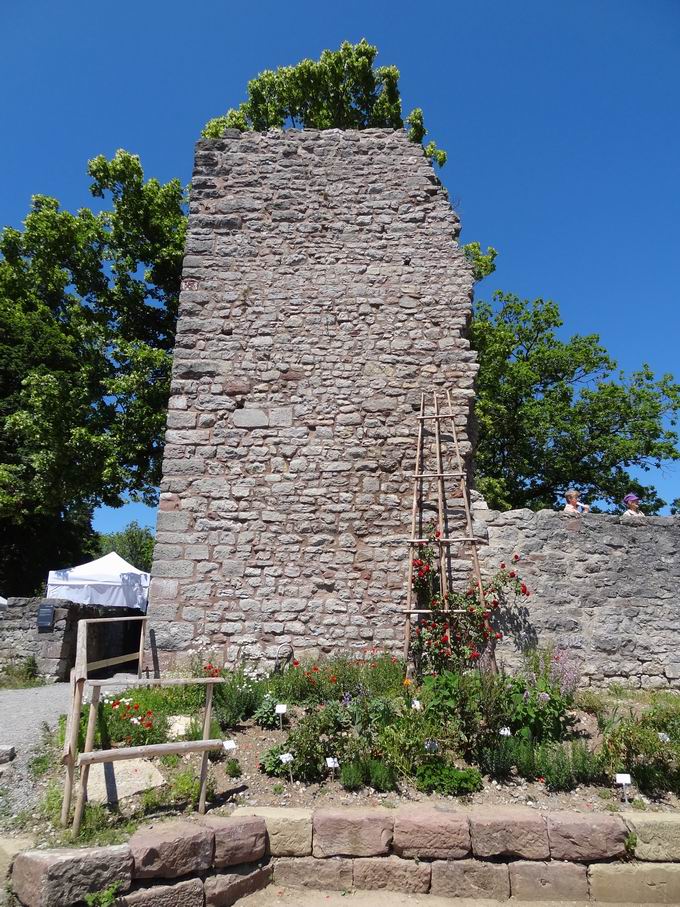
<box><xmin>99</xmin><ymin>520</ymin><xmax>155</xmax><ymax>572</ymax></box>
<box><xmin>0</xmin><ymin>151</ymin><xmax>186</xmax><ymax>593</ymax></box>
<box><xmin>470</xmin><ymin>291</ymin><xmax>680</xmax><ymax>513</ymax></box>
<box><xmin>202</xmin><ymin>39</ymin><xmax>447</xmax><ymax>166</ymax></box>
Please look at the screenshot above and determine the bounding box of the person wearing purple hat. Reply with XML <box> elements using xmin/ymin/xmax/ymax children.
<box><xmin>622</xmin><ymin>493</ymin><xmax>644</xmax><ymax>518</ymax></box>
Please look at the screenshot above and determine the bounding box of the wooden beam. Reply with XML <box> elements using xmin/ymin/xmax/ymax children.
<box><xmin>73</xmin><ymin>686</ymin><xmax>101</xmax><ymax>836</ymax></box>
<box><xmin>78</xmin><ymin>739</ymin><xmax>223</xmax><ymax>766</ymax></box>
<box><xmin>86</xmin><ymin>652</ymin><xmax>140</xmax><ymax>673</ymax></box>
<box><xmin>198</xmin><ymin>682</ymin><xmax>215</xmax><ymax>814</ymax></box>
<box><xmin>78</xmin><ymin>616</ymin><xmax>149</xmax><ymax>626</ymax></box>
<box><xmin>87</xmin><ymin>677</ymin><xmax>227</xmax><ymax>689</ymax></box>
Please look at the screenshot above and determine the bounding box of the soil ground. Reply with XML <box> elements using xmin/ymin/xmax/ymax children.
<box><xmin>202</xmin><ymin>716</ymin><xmax>679</xmax><ymax>818</ymax></box>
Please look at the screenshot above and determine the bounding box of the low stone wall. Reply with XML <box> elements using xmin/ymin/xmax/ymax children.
<box><xmin>0</xmin><ymin>599</ymin><xmax>141</xmax><ymax>680</ymax></box>
<box><xmin>476</xmin><ymin>509</ymin><xmax>680</xmax><ymax>688</ymax></box>
<box><xmin>10</xmin><ymin>808</ymin><xmax>680</xmax><ymax>904</ymax></box>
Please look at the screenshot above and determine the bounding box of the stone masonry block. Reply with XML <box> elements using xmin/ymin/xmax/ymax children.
<box><xmin>233</xmin><ymin>408</ymin><xmax>268</xmax><ymax>428</ymax></box>
<box><xmin>313</xmin><ymin>808</ymin><xmax>393</xmax><ymax>857</ymax></box>
<box><xmin>353</xmin><ymin>855</ymin><xmax>431</xmax><ymax>893</ymax></box>
<box><xmin>116</xmin><ymin>877</ymin><xmax>204</xmax><ymax>907</ymax></box>
<box><xmin>232</xmin><ymin>807</ymin><xmax>312</xmax><ymax>856</ymax></box>
<box><xmin>12</xmin><ymin>845</ymin><xmax>132</xmax><ymax>907</ymax></box>
<box><xmin>204</xmin><ymin>864</ymin><xmax>272</xmax><ymax>907</ymax></box>
<box><xmin>199</xmin><ymin>815</ymin><xmax>266</xmax><ymax>867</ymax></box>
<box><xmin>430</xmin><ymin>859</ymin><xmax>510</xmax><ymax>900</ymax></box>
<box><xmin>626</xmin><ymin>812</ymin><xmax>680</xmax><ymax>861</ymax></box>
<box><xmin>392</xmin><ymin>808</ymin><xmax>470</xmax><ymax>859</ymax></box>
<box><xmin>273</xmin><ymin>856</ymin><xmax>353</xmax><ymax>890</ymax></box>
<box><xmin>547</xmin><ymin>812</ymin><xmax>627</xmax><ymax>861</ymax></box>
<box><xmin>509</xmin><ymin>860</ymin><xmax>588</xmax><ymax>901</ymax></box>
<box><xmin>589</xmin><ymin>862</ymin><xmax>680</xmax><ymax>903</ymax></box>
<box><xmin>129</xmin><ymin>821</ymin><xmax>213</xmax><ymax>879</ymax></box>
<box><xmin>469</xmin><ymin>809</ymin><xmax>549</xmax><ymax>860</ymax></box>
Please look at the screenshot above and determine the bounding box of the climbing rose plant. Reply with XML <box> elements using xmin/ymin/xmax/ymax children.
<box><xmin>409</xmin><ymin>524</ymin><xmax>530</xmax><ymax>676</ymax></box>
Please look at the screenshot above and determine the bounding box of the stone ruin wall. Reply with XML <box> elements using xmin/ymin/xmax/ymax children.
<box><xmin>476</xmin><ymin>508</ymin><xmax>680</xmax><ymax>688</ymax></box>
<box><xmin>148</xmin><ymin>127</ymin><xmax>680</xmax><ymax>687</ymax></box>
<box><xmin>148</xmin><ymin>128</ymin><xmax>479</xmax><ymax>668</ymax></box>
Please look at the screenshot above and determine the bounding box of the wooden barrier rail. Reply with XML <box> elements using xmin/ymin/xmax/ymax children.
<box><xmin>61</xmin><ymin>616</ymin><xmax>227</xmax><ymax>836</ymax></box>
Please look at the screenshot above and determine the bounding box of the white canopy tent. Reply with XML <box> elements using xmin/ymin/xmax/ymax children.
<box><xmin>46</xmin><ymin>551</ymin><xmax>149</xmax><ymax>610</ymax></box>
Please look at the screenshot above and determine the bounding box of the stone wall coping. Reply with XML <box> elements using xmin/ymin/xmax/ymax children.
<box><xmin>10</xmin><ymin>808</ymin><xmax>680</xmax><ymax>906</ymax></box>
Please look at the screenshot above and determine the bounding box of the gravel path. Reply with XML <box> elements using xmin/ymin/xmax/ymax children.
<box><xmin>0</xmin><ymin>675</ymin><xmax>134</xmax><ymax>827</ymax></box>
<box><xmin>0</xmin><ymin>684</ymin><xmax>72</xmax><ymax>751</ymax></box>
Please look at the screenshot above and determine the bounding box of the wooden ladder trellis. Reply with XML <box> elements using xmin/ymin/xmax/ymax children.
<box><xmin>403</xmin><ymin>389</ymin><xmax>488</xmax><ymax>659</ymax></box>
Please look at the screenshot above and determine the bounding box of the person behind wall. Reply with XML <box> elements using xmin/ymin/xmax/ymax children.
<box><xmin>622</xmin><ymin>492</ymin><xmax>644</xmax><ymax>518</ymax></box>
<box><xmin>563</xmin><ymin>488</ymin><xmax>590</xmax><ymax>514</ymax></box>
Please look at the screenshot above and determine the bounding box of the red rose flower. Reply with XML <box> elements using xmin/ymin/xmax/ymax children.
<box><xmin>500</xmin><ymin>562</ymin><xmax>506</xmax><ymax>569</ymax></box>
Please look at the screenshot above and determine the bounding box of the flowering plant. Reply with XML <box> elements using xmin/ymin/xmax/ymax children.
<box><xmin>409</xmin><ymin>525</ymin><xmax>529</xmax><ymax>675</ymax></box>
<box><xmin>100</xmin><ymin>696</ymin><xmax>168</xmax><ymax>746</ymax></box>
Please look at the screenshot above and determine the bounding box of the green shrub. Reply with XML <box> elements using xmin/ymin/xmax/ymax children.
<box><xmin>0</xmin><ymin>656</ymin><xmax>43</xmax><ymax>689</ymax></box>
<box><xmin>415</xmin><ymin>762</ymin><xmax>482</xmax><ymax>796</ymax></box>
<box><xmin>602</xmin><ymin>717</ymin><xmax>680</xmax><ymax>796</ymax></box>
<box><xmin>260</xmin><ymin>702</ymin><xmax>352</xmax><ymax>783</ymax></box>
<box><xmin>512</xmin><ymin>737</ymin><xmax>538</xmax><ymax>780</ymax></box>
<box><xmin>475</xmin><ymin>736</ymin><xmax>514</xmax><ymax>781</ymax></box>
<box><xmin>536</xmin><ymin>743</ymin><xmax>574</xmax><ymax>791</ymax></box>
<box><xmin>340</xmin><ymin>761</ymin><xmax>364</xmax><ymax>791</ymax></box>
<box><xmin>214</xmin><ymin>670</ymin><xmax>263</xmax><ymax>729</ymax></box>
<box><xmin>421</xmin><ymin>670</ymin><xmax>510</xmax><ymax>756</ymax></box>
<box><xmin>29</xmin><ymin>752</ymin><xmax>52</xmax><ymax>778</ymax></box>
<box><xmin>570</xmin><ymin>740</ymin><xmax>603</xmax><ymax>785</ymax></box>
<box><xmin>226</xmin><ymin>758</ymin><xmax>242</xmax><ymax>779</ymax></box>
<box><xmin>367</xmin><ymin>759</ymin><xmax>397</xmax><ymax>792</ymax></box>
<box><xmin>574</xmin><ymin>689</ymin><xmax>606</xmax><ymax>720</ymax></box>
<box><xmin>184</xmin><ymin>716</ymin><xmax>222</xmax><ymax>740</ymax></box>
<box><xmin>84</xmin><ymin>881</ymin><xmax>123</xmax><ymax>906</ymax></box>
<box><xmin>265</xmin><ymin>653</ymin><xmax>405</xmax><ymax>706</ymax></box>
<box><xmin>377</xmin><ymin>710</ymin><xmax>446</xmax><ymax>777</ymax></box>
<box><xmin>168</xmin><ymin>769</ymin><xmax>214</xmax><ymax>807</ymax></box>
<box><xmin>253</xmin><ymin>693</ymin><xmax>279</xmax><ymax>729</ymax></box>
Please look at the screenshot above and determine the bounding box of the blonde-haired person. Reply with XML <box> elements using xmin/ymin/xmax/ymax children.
<box><xmin>563</xmin><ymin>488</ymin><xmax>590</xmax><ymax>514</ymax></box>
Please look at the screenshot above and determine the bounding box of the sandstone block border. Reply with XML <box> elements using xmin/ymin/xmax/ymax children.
<box><xmin>9</xmin><ymin>807</ymin><xmax>680</xmax><ymax>906</ymax></box>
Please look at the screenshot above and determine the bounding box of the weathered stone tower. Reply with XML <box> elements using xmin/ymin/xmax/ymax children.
<box><xmin>148</xmin><ymin>127</ymin><xmax>477</xmax><ymax>667</ymax></box>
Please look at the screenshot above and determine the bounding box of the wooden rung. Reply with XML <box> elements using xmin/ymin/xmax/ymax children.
<box><xmin>406</xmin><ymin>537</ymin><xmax>480</xmax><ymax>545</ymax></box>
<box><xmin>418</xmin><ymin>414</ymin><xmax>461</xmax><ymax>421</ymax></box>
<box><xmin>78</xmin><ymin>739</ymin><xmax>224</xmax><ymax>766</ymax></box>
<box><xmin>402</xmin><ymin>608</ymin><xmax>467</xmax><ymax>614</ymax></box>
<box><xmin>87</xmin><ymin>677</ymin><xmax>226</xmax><ymax>688</ymax></box>
<box><xmin>413</xmin><ymin>469</ymin><xmax>465</xmax><ymax>479</ymax></box>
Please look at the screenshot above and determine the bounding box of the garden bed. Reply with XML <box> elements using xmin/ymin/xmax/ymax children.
<box><xmin>6</xmin><ymin>645</ymin><xmax>680</xmax><ymax>850</ymax></box>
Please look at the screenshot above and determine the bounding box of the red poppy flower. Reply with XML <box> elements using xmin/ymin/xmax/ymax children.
<box><xmin>330</xmin><ymin>675</ymin><xmax>337</xmax><ymax>683</ymax></box>
<box><xmin>500</xmin><ymin>562</ymin><xmax>506</xmax><ymax>569</ymax></box>
<box><xmin>513</xmin><ymin>554</ymin><xmax>520</xmax><ymax>562</ymax></box>
<box><xmin>293</xmin><ymin>659</ymin><xmax>300</xmax><ymax>667</ymax></box>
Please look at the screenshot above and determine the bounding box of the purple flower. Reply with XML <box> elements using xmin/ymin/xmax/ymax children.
<box><xmin>424</xmin><ymin>739</ymin><xmax>439</xmax><ymax>753</ymax></box>
<box><xmin>523</xmin><ymin>690</ymin><xmax>531</xmax><ymax>702</ymax></box>
<box><xmin>538</xmin><ymin>692</ymin><xmax>550</xmax><ymax>704</ymax></box>
<box><xmin>341</xmin><ymin>692</ymin><xmax>352</xmax><ymax>706</ymax></box>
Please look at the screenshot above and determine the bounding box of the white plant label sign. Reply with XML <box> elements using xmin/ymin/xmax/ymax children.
<box><xmin>223</xmin><ymin>740</ymin><xmax>237</xmax><ymax>752</ymax></box>
<box><xmin>275</xmin><ymin>704</ymin><xmax>288</xmax><ymax>714</ymax></box>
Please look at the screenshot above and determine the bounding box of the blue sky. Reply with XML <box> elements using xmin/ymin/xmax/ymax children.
<box><xmin>2</xmin><ymin>0</ymin><xmax>679</xmax><ymax>530</ymax></box>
